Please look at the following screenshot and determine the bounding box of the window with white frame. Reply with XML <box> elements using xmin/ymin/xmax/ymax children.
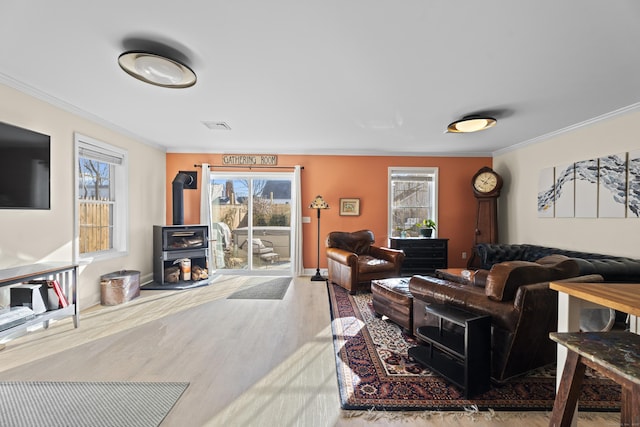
<box><xmin>389</xmin><ymin>167</ymin><xmax>438</xmax><ymax>237</ymax></box>
<box><xmin>75</xmin><ymin>134</ymin><xmax>128</xmax><ymax>259</ymax></box>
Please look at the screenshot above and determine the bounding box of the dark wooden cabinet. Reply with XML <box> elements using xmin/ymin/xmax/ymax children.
<box><xmin>389</xmin><ymin>237</ymin><xmax>448</xmax><ymax>276</ymax></box>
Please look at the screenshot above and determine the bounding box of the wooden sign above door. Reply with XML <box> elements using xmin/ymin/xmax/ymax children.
<box><xmin>222</xmin><ymin>154</ymin><xmax>278</xmax><ymax>166</ymax></box>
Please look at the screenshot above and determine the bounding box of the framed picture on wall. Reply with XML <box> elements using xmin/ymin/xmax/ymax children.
<box><xmin>339</xmin><ymin>198</ymin><xmax>360</xmax><ymax>216</ymax></box>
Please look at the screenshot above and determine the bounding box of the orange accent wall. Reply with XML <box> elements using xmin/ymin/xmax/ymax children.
<box><xmin>166</xmin><ymin>154</ymin><xmax>491</xmax><ymax>270</ymax></box>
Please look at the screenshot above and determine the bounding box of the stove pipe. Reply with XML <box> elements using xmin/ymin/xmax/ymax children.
<box><xmin>172</xmin><ymin>172</ymin><xmax>194</xmax><ymax>225</ymax></box>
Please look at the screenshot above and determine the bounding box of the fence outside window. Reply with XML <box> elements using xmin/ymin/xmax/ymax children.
<box><xmin>79</xmin><ymin>199</ymin><xmax>113</xmax><ymax>253</ymax></box>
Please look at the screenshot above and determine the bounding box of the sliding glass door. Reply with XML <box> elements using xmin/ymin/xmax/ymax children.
<box><xmin>209</xmin><ymin>171</ymin><xmax>293</xmax><ymax>274</ymax></box>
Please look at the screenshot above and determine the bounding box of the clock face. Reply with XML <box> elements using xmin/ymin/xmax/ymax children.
<box><xmin>474</xmin><ymin>171</ymin><xmax>498</xmax><ymax>193</ymax></box>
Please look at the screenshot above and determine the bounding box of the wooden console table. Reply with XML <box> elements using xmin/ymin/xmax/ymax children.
<box><xmin>549</xmin><ymin>281</ymin><xmax>640</xmax><ymax>426</ymax></box>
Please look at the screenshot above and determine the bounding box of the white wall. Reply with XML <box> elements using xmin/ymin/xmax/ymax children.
<box><xmin>0</xmin><ymin>83</ymin><xmax>166</xmax><ymax>308</ymax></box>
<box><xmin>494</xmin><ymin>109</ymin><xmax>640</xmax><ymax>259</ymax></box>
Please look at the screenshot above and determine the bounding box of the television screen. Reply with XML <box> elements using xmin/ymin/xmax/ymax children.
<box><xmin>0</xmin><ymin>121</ymin><xmax>50</xmax><ymax>209</ymax></box>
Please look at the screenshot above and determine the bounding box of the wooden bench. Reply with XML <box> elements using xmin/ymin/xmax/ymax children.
<box><xmin>549</xmin><ymin>331</ymin><xmax>640</xmax><ymax>427</ymax></box>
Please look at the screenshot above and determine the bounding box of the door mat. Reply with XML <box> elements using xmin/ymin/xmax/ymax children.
<box><xmin>227</xmin><ymin>277</ymin><xmax>292</xmax><ymax>300</ymax></box>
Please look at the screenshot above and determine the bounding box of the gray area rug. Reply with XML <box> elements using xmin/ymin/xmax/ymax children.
<box><xmin>227</xmin><ymin>277</ymin><xmax>292</xmax><ymax>300</ymax></box>
<box><xmin>0</xmin><ymin>381</ymin><xmax>189</xmax><ymax>427</ymax></box>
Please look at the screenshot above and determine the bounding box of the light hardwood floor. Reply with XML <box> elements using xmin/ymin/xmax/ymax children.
<box><xmin>0</xmin><ymin>276</ymin><xmax>619</xmax><ymax>427</ymax></box>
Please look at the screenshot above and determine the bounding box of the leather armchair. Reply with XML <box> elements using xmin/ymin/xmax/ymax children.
<box><xmin>326</xmin><ymin>230</ymin><xmax>404</xmax><ymax>294</ymax></box>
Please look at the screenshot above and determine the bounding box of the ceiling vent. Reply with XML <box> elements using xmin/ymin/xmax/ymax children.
<box><xmin>202</xmin><ymin>121</ymin><xmax>231</xmax><ymax>131</ymax></box>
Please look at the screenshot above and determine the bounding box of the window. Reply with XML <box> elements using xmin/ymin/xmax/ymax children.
<box><xmin>389</xmin><ymin>167</ymin><xmax>438</xmax><ymax>237</ymax></box>
<box><xmin>74</xmin><ymin>134</ymin><xmax>128</xmax><ymax>259</ymax></box>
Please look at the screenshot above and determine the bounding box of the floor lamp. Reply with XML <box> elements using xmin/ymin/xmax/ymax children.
<box><xmin>309</xmin><ymin>195</ymin><xmax>329</xmax><ymax>281</ymax></box>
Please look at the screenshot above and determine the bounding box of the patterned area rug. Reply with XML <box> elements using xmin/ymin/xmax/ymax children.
<box><xmin>327</xmin><ymin>283</ymin><xmax>621</xmax><ymax>412</ymax></box>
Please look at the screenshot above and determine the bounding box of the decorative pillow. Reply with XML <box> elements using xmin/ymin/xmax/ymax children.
<box><xmin>485</xmin><ymin>259</ymin><xmax>579</xmax><ymax>302</ymax></box>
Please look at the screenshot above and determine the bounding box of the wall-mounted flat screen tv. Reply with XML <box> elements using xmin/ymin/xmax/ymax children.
<box><xmin>0</xmin><ymin>121</ymin><xmax>50</xmax><ymax>209</ymax></box>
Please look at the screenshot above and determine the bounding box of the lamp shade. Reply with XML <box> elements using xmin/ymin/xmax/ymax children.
<box><xmin>309</xmin><ymin>195</ymin><xmax>329</xmax><ymax>209</ymax></box>
<box><xmin>118</xmin><ymin>51</ymin><xmax>196</xmax><ymax>88</ymax></box>
<box><xmin>447</xmin><ymin>116</ymin><xmax>496</xmax><ymax>133</ymax></box>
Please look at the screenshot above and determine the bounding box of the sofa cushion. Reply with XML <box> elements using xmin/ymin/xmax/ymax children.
<box><xmin>358</xmin><ymin>255</ymin><xmax>394</xmax><ymax>273</ymax></box>
<box><xmin>535</xmin><ymin>254</ymin><xmax>570</xmax><ymax>265</ymax></box>
<box><xmin>485</xmin><ymin>259</ymin><xmax>580</xmax><ymax>302</ymax></box>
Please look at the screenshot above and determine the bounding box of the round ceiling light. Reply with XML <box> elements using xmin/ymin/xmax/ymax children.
<box><xmin>447</xmin><ymin>116</ymin><xmax>497</xmax><ymax>133</ymax></box>
<box><xmin>118</xmin><ymin>51</ymin><xmax>196</xmax><ymax>88</ymax></box>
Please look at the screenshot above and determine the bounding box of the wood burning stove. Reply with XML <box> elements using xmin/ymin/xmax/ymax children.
<box><xmin>153</xmin><ymin>225</ymin><xmax>209</xmax><ymax>286</ymax></box>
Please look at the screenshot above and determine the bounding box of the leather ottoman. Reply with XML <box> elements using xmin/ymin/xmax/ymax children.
<box><xmin>371</xmin><ymin>277</ymin><xmax>413</xmax><ymax>334</ymax></box>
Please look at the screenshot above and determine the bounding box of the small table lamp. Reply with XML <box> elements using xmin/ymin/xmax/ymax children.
<box><xmin>309</xmin><ymin>195</ymin><xmax>329</xmax><ymax>281</ymax></box>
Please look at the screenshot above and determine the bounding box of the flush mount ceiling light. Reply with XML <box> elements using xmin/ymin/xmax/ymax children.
<box><xmin>447</xmin><ymin>115</ymin><xmax>497</xmax><ymax>133</ymax></box>
<box><xmin>118</xmin><ymin>51</ymin><xmax>196</xmax><ymax>88</ymax></box>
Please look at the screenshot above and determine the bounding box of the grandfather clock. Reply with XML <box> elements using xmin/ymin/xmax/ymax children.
<box><xmin>468</xmin><ymin>167</ymin><xmax>503</xmax><ymax>268</ymax></box>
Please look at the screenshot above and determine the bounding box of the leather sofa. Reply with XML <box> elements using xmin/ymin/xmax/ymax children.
<box><xmin>326</xmin><ymin>230</ymin><xmax>405</xmax><ymax>294</ymax></box>
<box><xmin>473</xmin><ymin>243</ymin><xmax>640</xmax><ymax>282</ymax></box>
<box><xmin>409</xmin><ymin>258</ymin><xmax>601</xmax><ymax>382</ymax></box>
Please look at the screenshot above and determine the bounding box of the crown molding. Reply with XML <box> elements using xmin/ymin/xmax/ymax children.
<box><xmin>493</xmin><ymin>102</ymin><xmax>640</xmax><ymax>157</ymax></box>
<box><xmin>0</xmin><ymin>72</ymin><xmax>166</xmax><ymax>152</ymax></box>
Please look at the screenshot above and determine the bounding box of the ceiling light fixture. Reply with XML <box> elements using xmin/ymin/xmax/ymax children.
<box><xmin>447</xmin><ymin>115</ymin><xmax>497</xmax><ymax>133</ymax></box>
<box><xmin>118</xmin><ymin>51</ymin><xmax>196</xmax><ymax>88</ymax></box>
